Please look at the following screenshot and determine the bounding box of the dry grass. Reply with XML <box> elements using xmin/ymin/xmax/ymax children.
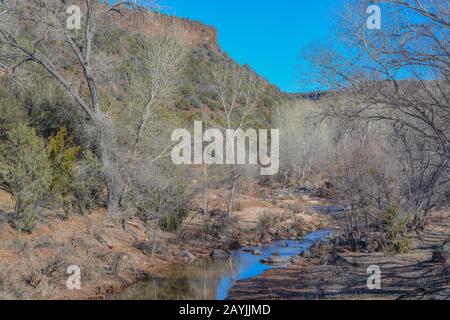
<box><xmin>256</xmin><ymin>212</ymin><xmax>280</xmax><ymax>240</ymax></box>
<box><xmin>289</xmin><ymin>199</ymin><xmax>311</xmax><ymax>214</ymax></box>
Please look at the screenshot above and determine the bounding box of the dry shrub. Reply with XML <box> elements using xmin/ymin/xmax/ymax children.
<box><xmin>0</xmin><ymin>267</ymin><xmax>27</xmax><ymax>299</ymax></box>
<box><xmin>256</xmin><ymin>212</ymin><xmax>279</xmax><ymax>240</ymax></box>
<box><xmin>289</xmin><ymin>199</ymin><xmax>310</xmax><ymax>214</ymax></box>
<box><xmin>233</xmin><ymin>199</ymin><xmax>243</xmax><ymax>212</ymax></box>
<box><xmin>33</xmin><ymin>235</ymin><xmax>57</xmax><ymax>249</ymax></box>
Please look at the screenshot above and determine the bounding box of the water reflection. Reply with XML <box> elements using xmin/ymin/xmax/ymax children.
<box><xmin>116</xmin><ymin>230</ymin><xmax>330</xmax><ymax>300</ymax></box>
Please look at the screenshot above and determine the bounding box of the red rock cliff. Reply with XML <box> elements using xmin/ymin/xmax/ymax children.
<box><xmin>121</xmin><ymin>11</ymin><xmax>219</xmax><ymax>49</ymax></box>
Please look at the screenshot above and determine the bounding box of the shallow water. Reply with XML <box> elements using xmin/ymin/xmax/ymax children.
<box><xmin>116</xmin><ymin>229</ymin><xmax>331</xmax><ymax>300</ymax></box>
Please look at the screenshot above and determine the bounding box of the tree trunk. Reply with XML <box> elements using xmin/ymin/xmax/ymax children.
<box><xmin>106</xmin><ymin>177</ymin><xmax>121</xmax><ymax>215</ymax></box>
<box><xmin>97</xmin><ymin>120</ymin><xmax>123</xmax><ymax>215</ymax></box>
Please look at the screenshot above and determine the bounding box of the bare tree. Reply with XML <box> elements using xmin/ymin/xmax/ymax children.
<box><xmin>304</xmin><ymin>0</ymin><xmax>450</xmax><ymax>232</ymax></box>
<box><xmin>112</xmin><ymin>23</ymin><xmax>189</xmax><ymax>206</ymax></box>
<box><xmin>208</xmin><ymin>62</ymin><xmax>266</xmax><ymax>216</ymax></box>
<box><xmin>0</xmin><ymin>0</ymin><xmax>155</xmax><ymax>214</ymax></box>
<box><xmin>274</xmin><ymin>100</ymin><xmax>336</xmax><ymax>181</ymax></box>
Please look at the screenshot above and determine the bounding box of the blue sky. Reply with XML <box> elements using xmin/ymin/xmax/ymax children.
<box><xmin>159</xmin><ymin>0</ymin><xmax>340</xmax><ymax>93</ymax></box>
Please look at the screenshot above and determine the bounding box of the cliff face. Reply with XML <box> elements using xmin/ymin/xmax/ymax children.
<box><xmin>155</xmin><ymin>14</ymin><xmax>219</xmax><ymax>49</ymax></box>
<box><xmin>121</xmin><ymin>11</ymin><xmax>219</xmax><ymax>50</ymax></box>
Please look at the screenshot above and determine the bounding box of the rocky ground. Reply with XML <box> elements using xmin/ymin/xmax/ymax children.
<box><xmin>228</xmin><ymin>210</ymin><xmax>450</xmax><ymax>300</ymax></box>
<box><xmin>3</xmin><ymin>180</ymin><xmax>447</xmax><ymax>301</ymax></box>
<box><xmin>0</xmin><ymin>183</ymin><xmax>330</xmax><ymax>300</ymax></box>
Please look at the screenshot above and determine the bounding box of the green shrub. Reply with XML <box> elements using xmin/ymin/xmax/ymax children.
<box><xmin>0</xmin><ymin>124</ymin><xmax>51</xmax><ymax>232</ymax></box>
<box><xmin>70</xmin><ymin>151</ymin><xmax>103</xmax><ymax>214</ymax></box>
<box><xmin>46</xmin><ymin>128</ymin><xmax>103</xmax><ymax>216</ymax></box>
<box><xmin>47</xmin><ymin>128</ymin><xmax>81</xmax><ymax>216</ymax></box>
<box><xmin>0</xmin><ymin>98</ymin><xmax>27</xmax><ymax>141</ymax></box>
<box><xmin>381</xmin><ymin>203</ymin><xmax>400</xmax><ymax>228</ymax></box>
<box><xmin>181</xmin><ymin>84</ymin><xmax>195</xmax><ymax>97</ymax></box>
<box><xmin>176</xmin><ymin>98</ymin><xmax>191</xmax><ymax>110</ymax></box>
<box><xmin>160</xmin><ymin>208</ymin><xmax>189</xmax><ymax>232</ymax></box>
<box><xmin>210</xmin><ymin>101</ymin><xmax>220</xmax><ymax>112</ymax></box>
<box><xmin>189</xmin><ymin>96</ymin><xmax>202</xmax><ymax>109</ymax></box>
<box><xmin>392</xmin><ymin>236</ymin><xmax>412</xmax><ymax>254</ymax></box>
<box><xmin>381</xmin><ymin>203</ymin><xmax>411</xmax><ymax>253</ymax></box>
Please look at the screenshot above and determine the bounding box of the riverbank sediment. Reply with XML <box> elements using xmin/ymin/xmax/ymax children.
<box><xmin>0</xmin><ymin>186</ymin><xmax>331</xmax><ymax>300</ymax></box>
<box><xmin>228</xmin><ymin>210</ymin><xmax>450</xmax><ymax>300</ymax></box>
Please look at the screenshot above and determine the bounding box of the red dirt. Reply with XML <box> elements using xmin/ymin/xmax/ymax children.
<box><xmin>0</xmin><ymin>185</ymin><xmax>328</xmax><ymax>300</ymax></box>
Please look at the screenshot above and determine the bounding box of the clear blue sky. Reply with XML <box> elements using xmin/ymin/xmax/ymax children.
<box><xmin>159</xmin><ymin>0</ymin><xmax>340</xmax><ymax>93</ymax></box>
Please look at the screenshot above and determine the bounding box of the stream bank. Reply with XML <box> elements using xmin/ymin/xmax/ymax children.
<box><xmin>228</xmin><ymin>210</ymin><xmax>450</xmax><ymax>300</ymax></box>
<box><xmin>0</xmin><ymin>186</ymin><xmax>333</xmax><ymax>300</ymax></box>
<box><xmin>115</xmin><ymin>230</ymin><xmax>331</xmax><ymax>300</ymax></box>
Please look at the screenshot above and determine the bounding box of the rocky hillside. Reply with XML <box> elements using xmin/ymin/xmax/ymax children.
<box><xmin>122</xmin><ymin>10</ymin><xmax>293</xmax><ymax>125</ymax></box>
<box><xmin>146</xmin><ymin>13</ymin><xmax>220</xmax><ymax>49</ymax></box>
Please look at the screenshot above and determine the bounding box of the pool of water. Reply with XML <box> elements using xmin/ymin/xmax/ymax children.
<box><xmin>116</xmin><ymin>230</ymin><xmax>331</xmax><ymax>300</ymax></box>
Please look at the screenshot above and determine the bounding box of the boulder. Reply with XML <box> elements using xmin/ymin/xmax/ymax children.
<box><xmin>300</xmin><ymin>250</ymin><xmax>312</xmax><ymax>258</ymax></box>
<box><xmin>252</xmin><ymin>249</ymin><xmax>263</xmax><ymax>256</ymax></box>
<box><xmin>260</xmin><ymin>256</ymin><xmax>285</xmax><ymax>265</ymax></box>
<box><xmin>226</xmin><ymin>240</ymin><xmax>241</xmax><ymax>250</ymax></box>
<box><xmin>301</xmin><ymin>195</ymin><xmax>310</xmax><ymax>201</ymax></box>
<box><xmin>179</xmin><ymin>250</ymin><xmax>196</xmax><ymax>263</ymax></box>
<box><xmin>211</xmin><ymin>249</ymin><xmax>230</xmax><ymax>259</ymax></box>
<box><xmin>289</xmin><ymin>256</ymin><xmax>302</xmax><ymax>264</ymax></box>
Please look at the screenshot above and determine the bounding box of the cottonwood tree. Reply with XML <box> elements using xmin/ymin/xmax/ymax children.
<box><xmin>0</xmin><ymin>0</ymin><xmax>154</xmax><ymax>214</ymax></box>
<box><xmin>118</xmin><ymin>26</ymin><xmax>188</xmax><ymax>159</ymax></box>
<box><xmin>208</xmin><ymin>63</ymin><xmax>266</xmax><ymax>216</ymax></box>
<box><xmin>274</xmin><ymin>100</ymin><xmax>336</xmax><ymax>181</ymax></box>
<box><xmin>305</xmin><ymin>0</ymin><xmax>450</xmax><ymax>234</ymax></box>
<box><xmin>111</xmin><ymin>23</ymin><xmax>191</xmax><ymax>228</ymax></box>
